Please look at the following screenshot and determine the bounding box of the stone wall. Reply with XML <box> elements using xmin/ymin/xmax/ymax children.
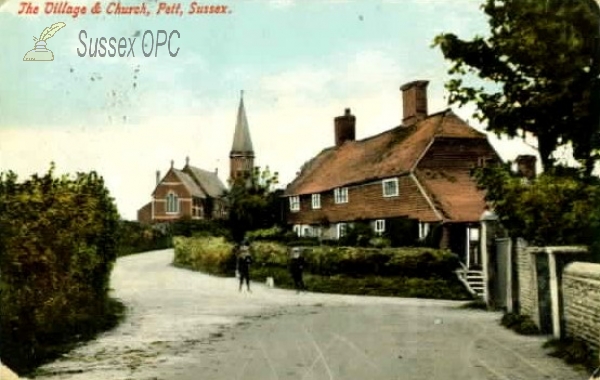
<box><xmin>563</xmin><ymin>262</ymin><xmax>600</xmax><ymax>350</ymax></box>
<box><xmin>516</xmin><ymin>239</ymin><xmax>539</xmax><ymax>324</ymax></box>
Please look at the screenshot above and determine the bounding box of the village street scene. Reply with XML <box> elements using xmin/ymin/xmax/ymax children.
<box><xmin>2</xmin><ymin>0</ymin><xmax>600</xmax><ymax>379</ymax></box>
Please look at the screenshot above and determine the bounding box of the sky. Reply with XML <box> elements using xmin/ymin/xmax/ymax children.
<box><xmin>0</xmin><ymin>0</ymin><xmax>539</xmax><ymax>220</ymax></box>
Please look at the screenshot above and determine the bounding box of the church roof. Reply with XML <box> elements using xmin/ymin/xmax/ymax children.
<box><xmin>230</xmin><ymin>91</ymin><xmax>254</xmax><ymax>155</ymax></box>
<box><xmin>184</xmin><ymin>165</ymin><xmax>227</xmax><ymax>198</ymax></box>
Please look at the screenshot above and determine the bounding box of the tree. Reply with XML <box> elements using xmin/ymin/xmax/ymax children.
<box><xmin>434</xmin><ymin>0</ymin><xmax>600</xmax><ymax>175</ymax></box>
<box><xmin>473</xmin><ymin>164</ymin><xmax>600</xmax><ymax>258</ymax></box>
<box><xmin>224</xmin><ymin>166</ymin><xmax>282</xmax><ymax>243</ymax></box>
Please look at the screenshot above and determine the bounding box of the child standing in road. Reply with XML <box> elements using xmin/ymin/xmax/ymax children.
<box><xmin>289</xmin><ymin>247</ymin><xmax>305</xmax><ymax>293</ymax></box>
<box><xmin>237</xmin><ymin>240</ymin><xmax>252</xmax><ymax>292</ymax></box>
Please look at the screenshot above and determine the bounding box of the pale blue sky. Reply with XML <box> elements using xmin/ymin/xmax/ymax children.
<box><xmin>0</xmin><ymin>0</ymin><xmax>538</xmax><ymax>220</ymax></box>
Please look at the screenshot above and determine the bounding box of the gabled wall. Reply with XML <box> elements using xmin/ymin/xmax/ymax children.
<box><xmin>152</xmin><ymin>170</ymin><xmax>193</xmax><ymax>221</ymax></box>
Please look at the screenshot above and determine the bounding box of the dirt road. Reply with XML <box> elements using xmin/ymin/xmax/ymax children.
<box><xmin>32</xmin><ymin>249</ymin><xmax>588</xmax><ymax>380</ymax></box>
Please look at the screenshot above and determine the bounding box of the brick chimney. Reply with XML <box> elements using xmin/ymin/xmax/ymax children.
<box><xmin>334</xmin><ymin>108</ymin><xmax>356</xmax><ymax>146</ymax></box>
<box><xmin>516</xmin><ymin>155</ymin><xmax>537</xmax><ymax>180</ymax></box>
<box><xmin>400</xmin><ymin>80</ymin><xmax>429</xmax><ymax>126</ymax></box>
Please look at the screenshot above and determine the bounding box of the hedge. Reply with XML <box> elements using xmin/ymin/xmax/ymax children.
<box><xmin>0</xmin><ymin>166</ymin><xmax>122</xmax><ymax>375</ymax></box>
<box><xmin>173</xmin><ymin>236</ymin><xmax>236</xmax><ymax>275</ymax></box>
<box><xmin>172</xmin><ymin>237</ymin><xmax>470</xmax><ymax>300</ymax></box>
<box><xmin>249</xmin><ymin>241</ymin><xmax>460</xmax><ymax>278</ymax></box>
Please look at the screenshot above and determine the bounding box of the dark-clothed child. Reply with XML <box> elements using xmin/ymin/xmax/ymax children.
<box><xmin>289</xmin><ymin>247</ymin><xmax>305</xmax><ymax>293</ymax></box>
<box><xmin>237</xmin><ymin>242</ymin><xmax>252</xmax><ymax>292</ymax></box>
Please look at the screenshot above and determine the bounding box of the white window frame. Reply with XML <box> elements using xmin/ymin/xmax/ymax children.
<box><xmin>374</xmin><ymin>219</ymin><xmax>385</xmax><ymax>234</ymax></box>
<box><xmin>334</xmin><ymin>187</ymin><xmax>348</xmax><ymax>204</ymax></box>
<box><xmin>382</xmin><ymin>178</ymin><xmax>399</xmax><ymax>197</ymax></box>
<box><xmin>468</xmin><ymin>227</ymin><xmax>480</xmax><ymax>242</ymax></box>
<box><xmin>166</xmin><ymin>192</ymin><xmax>179</xmax><ymax>214</ymax></box>
<box><xmin>289</xmin><ymin>196</ymin><xmax>300</xmax><ymax>212</ymax></box>
<box><xmin>312</xmin><ymin>194</ymin><xmax>321</xmax><ymax>209</ymax></box>
<box><xmin>419</xmin><ymin>222</ymin><xmax>431</xmax><ymax>240</ymax></box>
<box><xmin>337</xmin><ymin>223</ymin><xmax>348</xmax><ymax>239</ymax></box>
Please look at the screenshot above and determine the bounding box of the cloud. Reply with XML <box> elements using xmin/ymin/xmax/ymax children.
<box><xmin>0</xmin><ymin>27</ymin><xmax>534</xmax><ymax>221</ymax></box>
<box><xmin>268</xmin><ymin>0</ymin><xmax>295</xmax><ymax>9</ymax></box>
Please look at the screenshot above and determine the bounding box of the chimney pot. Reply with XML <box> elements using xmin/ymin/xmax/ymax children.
<box><xmin>156</xmin><ymin>170</ymin><xmax>161</xmax><ymax>186</ymax></box>
<box><xmin>185</xmin><ymin>156</ymin><xmax>190</xmax><ymax>166</ymax></box>
<box><xmin>400</xmin><ymin>80</ymin><xmax>429</xmax><ymax>126</ymax></box>
<box><xmin>170</xmin><ymin>160</ymin><xmax>174</xmax><ymax>169</ymax></box>
<box><xmin>334</xmin><ymin>108</ymin><xmax>356</xmax><ymax>146</ymax></box>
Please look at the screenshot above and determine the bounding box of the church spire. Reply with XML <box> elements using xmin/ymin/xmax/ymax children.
<box><xmin>230</xmin><ymin>90</ymin><xmax>254</xmax><ymax>155</ymax></box>
<box><xmin>229</xmin><ymin>90</ymin><xmax>255</xmax><ymax>182</ymax></box>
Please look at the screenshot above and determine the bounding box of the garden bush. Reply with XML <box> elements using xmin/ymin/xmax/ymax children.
<box><xmin>117</xmin><ymin>221</ymin><xmax>172</xmax><ymax>256</ymax></box>
<box><xmin>173</xmin><ymin>236</ymin><xmax>236</xmax><ymax>275</ymax></box>
<box><xmin>0</xmin><ymin>165</ymin><xmax>122</xmax><ymax>375</ymax></box>
<box><xmin>500</xmin><ymin>312</ymin><xmax>540</xmax><ymax>335</ymax></box>
<box><xmin>173</xmin><ymin>237</ymin><xmax>470</xmax><ymax>299</ymax></box>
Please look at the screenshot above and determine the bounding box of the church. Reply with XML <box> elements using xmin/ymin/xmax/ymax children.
<box><xmin>136</xmin><ymin>92</ymin><xmax>255</xmax><ymax>223</ymax></box>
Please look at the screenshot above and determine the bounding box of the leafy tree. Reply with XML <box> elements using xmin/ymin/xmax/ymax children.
<box><xmin>224</xmin><ymin>166</ymin><xmax>282</xmax><ymax>243</ymax></box>
<box><xmin>434</xmin><ymin>0</ymin><xmax>600</xmax><ymax>175</ymax></box>
<box><xmin>473</xmin><ymin>164</ymin><xmax>600</xmax><ymax>258</ymax></box>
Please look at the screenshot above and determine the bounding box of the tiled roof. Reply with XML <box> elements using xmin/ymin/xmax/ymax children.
<box><xmin>415</xmin><ymin>168</ymin><xmax>487</xmax><ymax>222</ymax></box>
<box><xmin>284</xmin><ymin>109</ymin><xmax>486</xmax><ymax>196</ymax></box>
<box><xmin>185</xmin><ymin>165</ymin><xmax>227</xmax><ymax>198</ymax></box>
<box><xmin>172</xmin><ymin>169</ymin><xmax>206</xmax><ymax>198</ymax></box>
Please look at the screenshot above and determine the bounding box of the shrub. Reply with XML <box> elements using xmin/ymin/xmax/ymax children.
<box><xmin>117</xmin><ymin>221</ymin><xmax>171</xmax><ymax>256</ymax></box>
<box><xmin>173</xmin><ymin>236</ymin><xmax>236</xmax><ymax>275</ymax></box>
<box><xmin>474</xmin><ymin>165</ymin><xmax>600</xmax><ymax>262</ymax></box>
<box><xmin>0</xmin><ymin>165</ymin><xmax>121</xmax><ymax>375</ymax></box>
<box><xmin>174</xmin><ymin>237</ymin><xmax>471</xmax><ymax>300</ymax></box>
<box><xmin>500</xmin><ymin>312</ymin><xmax>540</xmax><ymax>335</ymax></box>
<box><xmin>544</xmin><ymin>338</ymin><xmax>599</xmax><ymax>371</ymax></box>
<box><xmin>168</xmin><ymin>218</ymin><xmax>231</xmax><ymax>239</ymax></box>
<box><xmin>246</xmin><ymin>226</ymin><xmax>285</xmax><ymax>241</ymax></box>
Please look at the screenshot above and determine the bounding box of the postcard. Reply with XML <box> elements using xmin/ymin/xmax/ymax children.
<box><xmin>1</xmin><ymin>0</ymin><xmax>594</xmax><ymax>379</ymax></box>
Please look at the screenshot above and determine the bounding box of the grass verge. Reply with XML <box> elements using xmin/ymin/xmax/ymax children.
<box><xmin>251</xmin><ymin>266</ymin><xmax>473</xmax><ymax>300</ymax></box>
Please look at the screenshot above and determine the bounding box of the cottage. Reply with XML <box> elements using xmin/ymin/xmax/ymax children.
<box><xmin>283</xmin><ymin>80</ymin><xmax>507</xmax><ymax>266</ymax></box>
<box><xmin>137</xmin><ymin>91</ymin><xmax>255</xmax><ymax>223</ymax></box>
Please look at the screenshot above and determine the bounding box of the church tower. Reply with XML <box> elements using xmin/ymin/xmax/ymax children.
<box><xmin>229</xmin><ymin>91</ymin><xmax>255</xmax><ymax>182</ymax></box>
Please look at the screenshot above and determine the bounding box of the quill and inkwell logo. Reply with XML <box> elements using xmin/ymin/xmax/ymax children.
<box><xmin>23</xmin><ymin>22</ymin><xmax>66</xmax><ymax>61</ymax></box>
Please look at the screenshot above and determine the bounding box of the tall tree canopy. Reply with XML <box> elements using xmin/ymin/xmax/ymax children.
<box><xmin>225</xmin><ymin>166</ymin><xmax>282</xmax><ymax>242</ymax></box>
<box><xmin>434</xmin><ymin>0</ymin><xmax>600</xmax><ymax>175</ymax></box>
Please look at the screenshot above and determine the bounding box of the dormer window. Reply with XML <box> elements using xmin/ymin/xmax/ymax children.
<box><xmin>289</xmin><ymin>196</ymin><xmax>300</xmax><ymax>212</ymax></box>
<box><xmin>312</xmin><ymin>194</ymin><xmax>321</xmax><ymax>209</ymax></box>
<box><xmin>334</xmin><ymin>187</ymin><xmax>348</xmax><ymax>204</ymax></box>
<box><xmin>382</xmin><ymin>178</ymin><xmax>399</xmax><ymax>197</ymax></box>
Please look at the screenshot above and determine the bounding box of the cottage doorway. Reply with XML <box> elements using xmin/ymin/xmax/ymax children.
<box><xmin>466</xmin><ymin>226</ymin><xmax>481</xmax><ymax>269</ymax></box>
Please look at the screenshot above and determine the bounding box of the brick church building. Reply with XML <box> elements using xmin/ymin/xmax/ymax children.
<box><xmin>137</xmin><ymin>92</ymin><xmax>255</xmax><ymax>223</ymax></box>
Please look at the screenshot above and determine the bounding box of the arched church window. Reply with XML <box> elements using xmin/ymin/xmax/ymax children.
<box><xmin>166</xmin><ymin>192</ymin><xmax>179</xmax><ymax>214</ymax></box>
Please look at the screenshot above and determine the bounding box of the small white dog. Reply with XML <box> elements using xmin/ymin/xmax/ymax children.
<box><xmin>266</xmin><ymin>277</ymin><xmax>275</xmax><ymax>288</ymax></box>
